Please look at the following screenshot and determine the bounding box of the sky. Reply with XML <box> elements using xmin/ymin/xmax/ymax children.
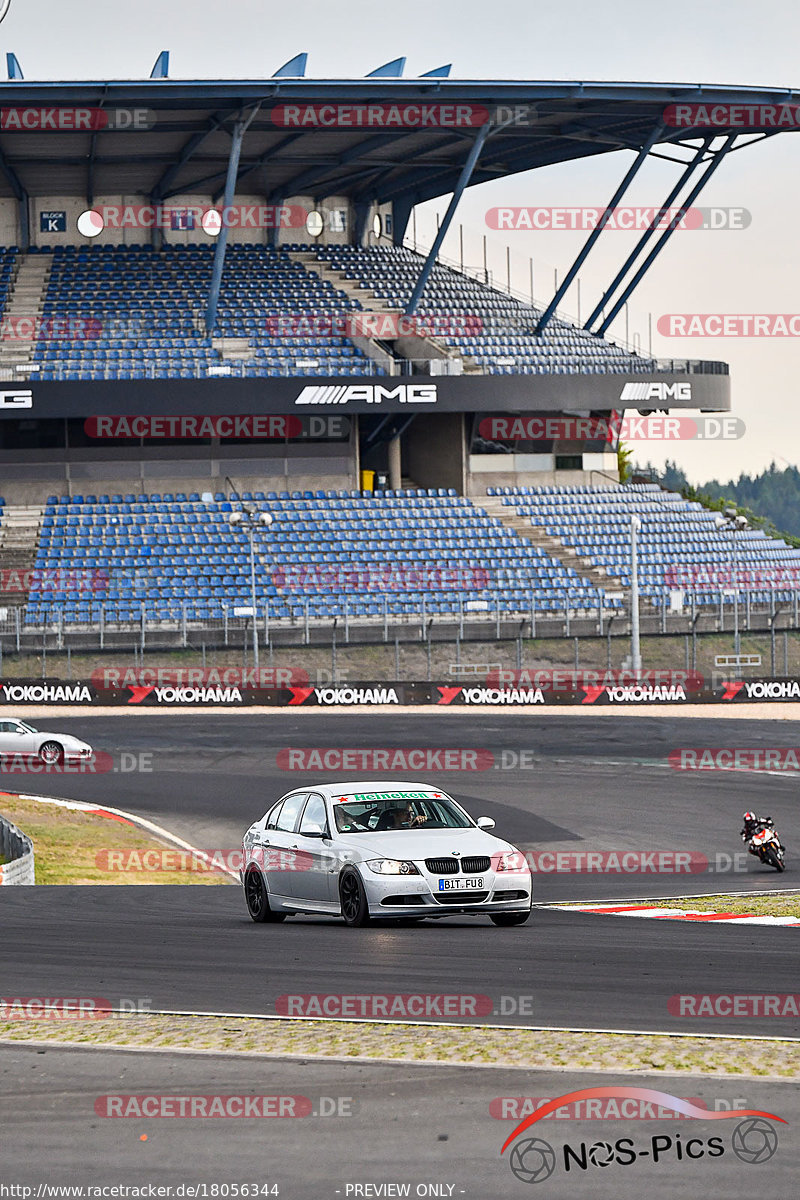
<box><xmin>2</xmin><ymin>0</ymin><xmax>799</xmax><ymax>485</ymax></box>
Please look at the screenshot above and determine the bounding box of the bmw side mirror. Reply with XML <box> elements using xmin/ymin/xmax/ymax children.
<box><xmin>476</xmin><ymin>816</ymin><xmax>495</xmax><ymax>830</ymax></box>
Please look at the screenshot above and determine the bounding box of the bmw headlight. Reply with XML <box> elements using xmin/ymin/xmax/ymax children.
<box><xmin>365</xmin><ymin>858</ymin><xmax>420</xmax><ymax>876</ymax></box>
<box><xmin>495</xmin><ymin>851</ymin><xmax>530</xmax><ymax>873</ymax></box>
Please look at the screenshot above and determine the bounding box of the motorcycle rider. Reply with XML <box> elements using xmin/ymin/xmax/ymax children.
<box><xmin>740</xmin><ymin>811</ymin><xmax>784</xmax><ymax>855</ymax></box>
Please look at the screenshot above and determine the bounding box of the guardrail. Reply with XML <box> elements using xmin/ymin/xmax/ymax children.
<box><xmin>0</xmin><ymin>813</ymin><xmax>35</xmax><ymax>884</ymax></box>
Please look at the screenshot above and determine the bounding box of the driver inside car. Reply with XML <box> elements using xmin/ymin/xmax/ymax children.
<box><xmin>376</xmin><ymin>802</ymin><xmax>428</xmax><ymax>830</ymax></box>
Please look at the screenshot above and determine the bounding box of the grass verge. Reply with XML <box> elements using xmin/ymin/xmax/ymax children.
<box><xmin>0</xmin><ymin>1015</ymin><xmax>797</xmax><ymax>1076</ymax></box>
<box><xmin>0</xmin><ymin>791</ymin><xmax>228</xmax><ymax>884</ymax></box>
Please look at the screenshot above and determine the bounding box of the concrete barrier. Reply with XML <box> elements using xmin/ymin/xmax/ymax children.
<box><xmin>0</xmin><ymin>813</ymin><xmax>35</xmax><ymax>884</ymax></box>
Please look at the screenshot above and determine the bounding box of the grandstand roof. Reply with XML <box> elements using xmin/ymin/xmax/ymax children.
<box><xmin>0</xmin><ymin>76</ymin><xmax>796</xmax><ymax>202</ymax></box>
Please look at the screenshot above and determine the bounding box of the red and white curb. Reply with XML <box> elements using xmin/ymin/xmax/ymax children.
<box><xmin>545</xmin><ymin>903</ymin><xmax>800</xmax><ymax>926</ymax></box>
<box><xmin>7</xmin><ymin>792</ymin><xmax>238</xmax><ymax>881</ymax></box>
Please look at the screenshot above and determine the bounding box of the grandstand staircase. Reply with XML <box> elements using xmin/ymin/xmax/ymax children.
<box><xmin>0</xmin><ymin>254</ymin><xmax>52</xmax><ymax>375</ymax></box>
<box><xmin>210</xmin><ymin>337</ymin><xmax>253</xmax><ymax>365</ymax></box>
<box><xmin>479</xmin><ymin>496</ymin><xmax>619</xmax><ymax>595</ymax></box>
<box><xmin>0</xmin><ymin>503</ymin><xmax>43</xmax><ymax>609</ymax></box>
<box><xmin>287</xmin><ymin>251</ymin><xmax>396</xmax><ymax>310</ymax></box>
<box><xmin>287</xmin><ymin>250</ymin><xmax>482</xmax><ymax>376</ymax></box>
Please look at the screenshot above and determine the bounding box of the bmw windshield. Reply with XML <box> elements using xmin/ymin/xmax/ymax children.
<box><xmin>333</xmin><ymin>790</ymin><xmax>473</xmax><ymax>834</ymax></box>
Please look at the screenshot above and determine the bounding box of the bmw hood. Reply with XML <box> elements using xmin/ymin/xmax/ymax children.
<box><xmin>337</xmin><ymin>826</ymin><xmax>517</xmax><ymax>862</ymax></box>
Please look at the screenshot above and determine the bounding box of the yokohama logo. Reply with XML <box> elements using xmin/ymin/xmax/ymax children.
<box><xmin>2</xmin><ymin>683</ymin><xmax>91</xmax><ymax>702</ymax></box>
<box><xmin>295</xmin><ymin>384</ymin><xmax>437</xmax><ymax>406</ymax></box>
<box><xmin>619</xmin><ymin>382</ymin><xmax>691</xmax><ymax>401</ymax></box>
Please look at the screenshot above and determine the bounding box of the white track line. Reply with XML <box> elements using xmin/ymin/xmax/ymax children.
<box><xmin>538</xmin><ymin>889</ymin><xmax>800</xmax><ymax>905</ymax></box>
<box><xmin>541</xmin><ymin>902</ymin><xmax>800</xmax><ymax>926</ymax></box>
<box><xmin>4</xmin><ymin>702</ymin><xmax>800</xmax><ymax>718</ymax></box>
<box><xmin>2</xmin><ymin>1006</ymin><xmax>792</xmax><ymax>1042</ymax></box>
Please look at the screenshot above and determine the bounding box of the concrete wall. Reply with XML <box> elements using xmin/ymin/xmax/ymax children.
<box><xmin>0</xmin><ymin>814</ymin><xmax>35</xmax><ymax>885</ymax></box>
<box><xmin>405</xmin><ymin>414</ymin><xmax>465</xmax><ymax>493</ymax></box>
<box><xmin>24</xmin><ymin>194</ymin><xmax>359</xmax><ymax>250</ymax></box>
<box><xmin>0</xmin><ymin>443</ymin><xmax>357</xmax><ymax>504</ymax></box>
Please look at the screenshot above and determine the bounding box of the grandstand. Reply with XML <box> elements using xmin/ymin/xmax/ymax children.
<box><xmin>5</xmin><ymin>482</ymin><xmax>797</xmax><ymax>633</ymax></box>
<box><xmin>31</xmin><ymin>244</ymin><xmax>380</xmax><ymax>380</ymax></box>
<box><xmin>310</xmin><ymin>244</ymin><xmax>651</xmax><ymax>376</ymax></box>
<box><xmin>0</xmin><ymin>66</ymin><xmax>794</xmax><ymax>638</ymax></box>
<box><xmin>12</xmin><ymin>240</ymin><xmax>656</xmax><ymax>381</ymax></box>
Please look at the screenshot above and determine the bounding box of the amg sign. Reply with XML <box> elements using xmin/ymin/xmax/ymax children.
<box><xmin>0</xmin><ymin>388</ymin><xmax>33</xmax><ymax>409</ymax></box>
<box><xmin>295</xmin><ymin>384</ymin><xmax>438</xmax><ymax>405</ymax></box>
<box><xmin>620</xmin><ymin>382</ymin><xmax>692</xmax><ymax>402</ymax></box>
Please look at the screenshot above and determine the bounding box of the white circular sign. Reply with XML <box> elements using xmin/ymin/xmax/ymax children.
<box><xmin>201</xmin><ymin>208</ymin><xmax>222</xmax><ymax>236</ymax></box>
<box><xmin>305</xmin><ymin>210</ymin><xmax>324</xmax><ymax>238</ymax></box>
<box><xmin>76</xmin><ymin>209</ymin><xmax>105</xmax><ymax>238</ymax></box>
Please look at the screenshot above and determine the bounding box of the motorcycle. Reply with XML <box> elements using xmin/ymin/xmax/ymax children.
<box><xmin>747</xmin><ymin>826</ymin><xmax>786</xmax><ymax>872</ymax></box>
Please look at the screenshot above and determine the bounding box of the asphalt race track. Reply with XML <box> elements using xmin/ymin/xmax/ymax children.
<box><xmin>2</xmin><ymin>1044</ymin><xmax>798</xmax><ymax>1198</ymax></box>
<box><xmin>1</xmin><ymin>712</ymin><xmax>799</xmax><ymax>1035</ymax></box>
<box><xmin>2</xmin><ymin>711</ymin><xmax>797</xmax><ymax>900</ymax></box>
<box><xmin>2</xmin><ymin>885</ymin><xmax>800</xmax><ymax>1035</ymax></box>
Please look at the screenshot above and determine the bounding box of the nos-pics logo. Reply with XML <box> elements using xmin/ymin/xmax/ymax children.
<box><xmin>502</xmin><ymin>1087</ymin><xmax>784</xmax><ymax>1183</ymax></box>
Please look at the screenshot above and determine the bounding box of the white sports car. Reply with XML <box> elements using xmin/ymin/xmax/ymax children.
<box><xmin>241</xmin><ymin>780</ymin><xmax>532</xmax><ymax>927</ymax></box>
<box><xmin>0</xmin><ymin>717</ymin><xmax>94</xmax><ymax>765</ymax></box>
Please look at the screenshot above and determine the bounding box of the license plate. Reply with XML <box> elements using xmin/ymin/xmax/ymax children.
<box><xmin>438</xmin><ymin>877</ymin><xmax>483</xmax><ymax>891</ymax></box>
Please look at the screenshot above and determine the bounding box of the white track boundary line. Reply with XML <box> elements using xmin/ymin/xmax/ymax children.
<box><xmin>539</xmin><ymin>901</ymin><xmax>800</xmax><ymax>926</ymax></box>
<box><xmin>539</xmin><ymin>889</ymin><xmax>800</xmax><ymax>905</ymax></box>
<box><xmin>14</xmin><ymin>792</ymin><xmax>238</xmax><ymax>881</ymax></box>
<box><xmin>5</xmin><ymin>702</ymin><xmax>800</xmax><ymax>719</ymax></box>
<box><xmin>1</xmin><ymin>1003</ymin><xmax>796</xmax><ymax>1041</ymax></box>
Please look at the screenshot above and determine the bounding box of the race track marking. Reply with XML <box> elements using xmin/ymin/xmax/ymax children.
<box><xmin>542</xmin><ymin>903</ymin><xmax>800</xmax><ymax>926</ymax></box>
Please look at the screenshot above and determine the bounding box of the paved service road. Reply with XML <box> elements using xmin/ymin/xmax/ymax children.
<box><xmin>1</xmin><ymin>1044</ymin><xmax>797</xmax><ymax>1198</ymax></box>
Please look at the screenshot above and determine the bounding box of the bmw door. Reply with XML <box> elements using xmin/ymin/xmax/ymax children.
<box><xmin>287</xmin><ymin>792</ymin><xmax>338</xmax><ymax>906</ymax></box>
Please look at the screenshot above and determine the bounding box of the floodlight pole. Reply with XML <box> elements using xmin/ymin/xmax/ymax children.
<box><xmin>630</xmin><ymin>515</ymin><xmax>642</xmax><ymax>678</ymax></box>
<box><xmin>731</xmin><ymin>524</ymin><xmax>742</xmax><ymax>660</ymax></box>
<box><xmin>247</xmin><ymin>517</ymin><xmax>259</xmax><ymax>673</ymax></box>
